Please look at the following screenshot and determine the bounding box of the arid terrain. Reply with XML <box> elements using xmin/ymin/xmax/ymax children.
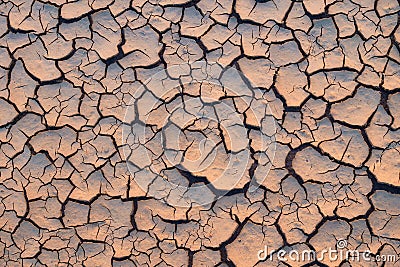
<box><xmin>0</xmin><ymin>0</ymin><xmax>399</xmax><ymax>266</ymax></box>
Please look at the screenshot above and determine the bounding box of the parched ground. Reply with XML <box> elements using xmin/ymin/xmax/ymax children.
<box><xmin>0</xmin><ymin>0</ymin><xmax>400</xmax><ymax>266</ymax></box>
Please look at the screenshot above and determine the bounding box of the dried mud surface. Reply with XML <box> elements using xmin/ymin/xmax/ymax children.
<box><xmin>0</xmin><ymin>0</ymin><xmax>400</xmax><ymax>266</ymax></box>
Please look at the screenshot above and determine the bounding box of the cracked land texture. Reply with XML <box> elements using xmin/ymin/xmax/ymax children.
<box><xmin>0</xmin><ymin>0</ymin><xmax>400</xmax><ymax>266</ymax></box>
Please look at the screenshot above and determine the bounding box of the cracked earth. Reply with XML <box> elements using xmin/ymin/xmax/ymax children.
<box><xmin>0</xmin><ymin>0</ymin><xmax>400</xmax><ymax>266</ymax></box>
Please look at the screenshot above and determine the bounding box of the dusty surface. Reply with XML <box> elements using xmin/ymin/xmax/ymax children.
<box><xmin>0</xmin><ymin>0</ymin><xmax>399</xmax><ymax>266</ymax></box>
